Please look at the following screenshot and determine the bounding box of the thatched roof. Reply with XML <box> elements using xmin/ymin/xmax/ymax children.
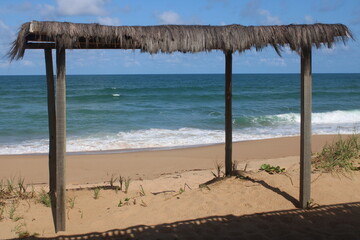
<box><xmin>9</xmin><ymin>21</ymin><xmax>352</xmax><ymax>60</ymax></box>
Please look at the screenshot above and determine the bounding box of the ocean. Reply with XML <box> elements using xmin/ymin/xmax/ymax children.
<box><xmin>0</xmin><ymin>74</ymin><xmax>359</xmax><ymax>155</ymax></box>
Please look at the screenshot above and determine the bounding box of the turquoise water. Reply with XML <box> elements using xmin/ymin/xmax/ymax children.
<box><xmin>0</xmin><ymin>73</ymin><xmax>359</xmax><ymax>154</ymax></box>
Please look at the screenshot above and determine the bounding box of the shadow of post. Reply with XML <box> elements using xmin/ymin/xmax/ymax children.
<box><xmin>20</xmin><ymin>202</ymin><xmax>360</xmax><ymax>240</ymax></box>
<box><xmin>245</xmin><ymin>176</ymin><xmax>300</xmax><ymax>207</ymax></box>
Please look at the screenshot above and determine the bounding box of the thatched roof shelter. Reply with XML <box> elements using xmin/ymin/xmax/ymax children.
<box><xmin>9</xmin><ymin>21</ymin><xmax>352</xmax><ymax>60</ymax></box>
<box><xmin>8</xmin><ymin>21</ymin><xmax>353</xmax><ymax>233</ymax></box>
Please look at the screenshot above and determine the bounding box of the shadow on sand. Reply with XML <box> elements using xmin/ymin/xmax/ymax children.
<box><xmin>18</xmin><ymin>201</ymin><xmax>360</xmax><ymax>240</ymax></box>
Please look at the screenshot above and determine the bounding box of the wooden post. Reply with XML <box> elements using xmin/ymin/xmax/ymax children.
<box><xmin>300</xmin><ymin>46</ymin><xmax>312</xmax><ymax>209</ymax></box>
<box><xmin>225</xmin><ymin>51</ymin><xmax>233</xmax><ymax>176</ymax></box>
<box><xmin>55</xmin><ymin>47</ymin><xmax>66</xmax><ymax>232</ymax></box>
<box><xmin>44</xmin><ymin>49</ymin><xmax>57</xmax><ymax>227</ymax></box>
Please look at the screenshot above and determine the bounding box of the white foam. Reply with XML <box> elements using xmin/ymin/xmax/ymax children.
<box><xmin>260</xmin><ymin>110</ymin><xmax>360</xmax><ymax>125</ymax></box>
<box><xmin>1</xmin><ymin>110</ymin><xmax>359</xmax><ymax>155</ymax></box>
<box><xmin>312</xmin><ymin>110</ymin><xmax>360</xmax><ymax>124</ymax></box>
<box><xmin>0</xmin><ymin>125</ymin><xmax>357</xmax><ymax>155</ymax></box>
<box><xmin>112</xmin><ymin>94</ymin><xmax>120</xmax><ymax>97</ymax></box>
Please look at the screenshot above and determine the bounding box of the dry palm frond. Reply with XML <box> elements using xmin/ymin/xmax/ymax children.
<box><xmin>9</xmin><ymin>21</ymin><xmax>352</xmax><ymax>60</ymax></box>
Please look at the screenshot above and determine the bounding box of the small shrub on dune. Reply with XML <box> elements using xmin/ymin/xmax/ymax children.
<box><xmin>93</xmin><ymin>187</ymin><xmax>101</xmax><ymax>200</ymax></box>
<box><xmin>313</xmin><ymin>134</ymin><xmax>360</xmax><ymax>173</ymax></box>
<box><xmin>38</xmin><ymin>189</ymin><xmax>51</xmax><ymax>207</ymax></box>
<box><xmin>259</xmin><ymin>164</ymin><xmax>286</xmax><ymax>174</ymax></box>
<box><xmin>124</xmin><ymin>178</ymin><xmax>131</xmax><ymax>194</ymax></box>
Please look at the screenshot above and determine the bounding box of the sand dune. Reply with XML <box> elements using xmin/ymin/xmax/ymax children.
<box><xmin>1</xmin><ymin>135</ymin><xmax>360</xmax><ymax>239</ymax></box>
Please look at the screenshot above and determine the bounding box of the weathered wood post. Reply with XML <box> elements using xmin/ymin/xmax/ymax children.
<box><xmin>55</xmin><ymin>47</ymin><xmax>66</xmax><ymax>231</ymax></box>
<box><xmin>44</xmin><ymin>48</ymin><xmax>57</xmax><ymax>227</ymax></box>
<box><xmin>225</xmin><ymin>51</ymin><xmax>233</xmax><ymax>176</ymax></box>
<box><xmin>300</xmin><ymin>46</ymin><xmax>312</xmax><ymax>209</ymax></box>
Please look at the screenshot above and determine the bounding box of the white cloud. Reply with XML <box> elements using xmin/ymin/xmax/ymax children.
<box><xmin>38</xmin><ymin>4</ymin><xmax>57</xmax><ymax>19</ymax></box>
<box><xmin>0</xmin><ymin>20</ymin><xmax>15</xmax><ymax>58</ymax></box>
<box><xmin>240</xmin><ymin>1</ymin><xmax>281</xmax><ymax>25</ymax></box>
<box><xmin>22</xmin><ymin>60</ymin><xmax>35</xmax><ymax>66</ymax></box>
<box><xmin>316</xmin><ymin>0</ymin><xmax>345</xmax><ymax>12</ymax></box>
<box><xmin>39</xmin><ymin>0</ymin><xmax>109</xmax><ymax>17</ymax></box>
<box><xmin>97</xmin><ymin>17</ymin><xmax>121</xmax><ymax>26</ymax></box>
<box><xmin>123</xmin><ymin>55</ymin><xmax>140</xmax><ymax>68</ymax></box>
<box><xmin>57</xmin><ymin>0</ymin><xmax>108</xmax><ymax>16</ymax></box>
<box><xmin>319</xmin><ymin>45</ymin><xmax>348</xmax><ymax>55</ymax></box>
<box><xmin>352</xmin><ymin>6</ymin><xmax>360</xmax><ymax>25</ymax></box>
<box><xmin>304</xmin><ymin>15</ymin><xmax>314</xmax><ymax>24</ymax></box>
<box><xmin>164</xmin><ymin>54</ymin><xmax>182</xmax><ymax>64</ymax></box>
<box><xmin>0</xmin><ymin>60</ymin><xmax>10</xmax><ymax>68</ymax></box>
<box><xmin>260</xmin><ymin>57</ymin><xmax>286</xmax><ymax>66</ymax></box>
<box><xmin>17</xmin><ymin>2</ymin><xmax>33</xmax><ymax>11</ymax></box>
<box><xmin>0</xmin><ymin>20</ymin><xmax>10</xmax><ymax>32</ymax></box>
<box><xmin>258</xmin><ymin>9</ymin><xmax>281</xmax><ymax>25</ymax></box>
<box><xmin>157</xmin><ymin>11</ymin><xmax>183</xmax><ymax>24</ymax></box>
<box><xmin>283</xmin><ymin>46</ymin><xmax>293</xmax><ymax>55</ymax></box>
<box><xmin>240</xmin><ymin>0</ymin><xmax>261</xmax><ymax>17</ymax></box>
<box><xmin>205</xmin><ymin>0</ymin><xmax>229</xmax><ymax>9</ymax></box>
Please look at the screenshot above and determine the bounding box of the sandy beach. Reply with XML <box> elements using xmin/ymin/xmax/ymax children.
<box><xmin>1</xmin><ymin>135</ymin><xmax>360</xmax><ymax>239</ymax></box>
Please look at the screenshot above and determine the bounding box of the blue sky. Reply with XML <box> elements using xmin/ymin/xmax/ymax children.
<box><xmin>0</xmin><ymin>0</ymin><xmax>359</xmax><ymax>75</ymax></box>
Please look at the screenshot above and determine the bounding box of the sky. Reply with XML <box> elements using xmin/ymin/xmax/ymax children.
<box><xmin>0</xmin><ymin>0</ymin><xmax>359</xmax><ymax>75</ymax></box>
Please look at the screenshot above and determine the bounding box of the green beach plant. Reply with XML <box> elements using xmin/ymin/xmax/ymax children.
<box><xmin>12</xmin><ymin>222</ymin><xmax>39</xmax><ymax>238</ymax></box>
<box><xmin>8</xmin><ymin>202</ymin><xmax>17</xmax><ymax>220</ymax></box>
<box><xmin>117</xmin><ymin>197</ymin><xmax>131</xmax><ymax>207</ymax></box>
<box><xmin>109</xmin><ymin>174</ymin><xmax>117</xmax><ymax>188</ymax></box>
<box><xmin>17</xmin><ymin>177</ymin><xmax>26</xmax><ymax>194</ymax></box>
<box><xmin>306</xmin><ymin>198</ymin><xmax>320</xmax><ymax>209</ymax></box>
<box><xmin>13</xmin><ymin>215</ymin><xmax>23</xmax><ymax>222</ymax></box>
<box><xmin>212</xmin><ymin>162</ymin><xmax>224</xmax><ymax>178</ymax></box>
<box><xmin>79</xmin><ymin>209</ymin><xmax>84</xmax><ymax>219</ymax></box>
<box><xmin>199</xmin><ymin>183</ymin><xmax>211</xmax><ymax>191</ymax></box>
<box><xmin>18</xmin><ymin>231</ymin><xmax>37</xmax><ymax>238</ymax></box>
<box><xmin>30</xmin><ymin>185</ymin><xmax>36</xmax><ymax>199</ymax></box>
<box><xmin>232</xmin><ymin>160</ymin><xmax>238</xmax><ymax>173</ymax></box>
<box><xmin>0</xmin><ymin>205</ymin><xmax>4</xmax><ymax>221</ymax></box>
<box><xmin>38</xmin><ymin>189</ymin><xmax>51</xmax><ymax>207</ymax></box>
<box><xmin>0</xmin><ymin>177</ymin><xmax>34</xmax><ymax>200</ymax></box>
<box><xmin>313</xmin><ymin>134</ymin><xmax>360</xmax><ymax>173</ymax></box>
<box><xmin>93</xmin><ymin>187</ymin><xmax>101</xmax><ymax>200</ymax></box>
<box><xmin>67</xmin><ymin>196</ymin><xmax>76</xmax><ymax>209</ymax></box>
<box><xmin>0</xmin><ymin>180</ymin><xmax>4</xmax><ymax>198</ymax></box>
<box><xmin>260</xmin><ymin>164</ymin><xmax>286</xmax><ymax>174</ymax></box>
<box><xmin>12</xmin><ymin>222</ymin><xmax>26</xmax><ymax>237</ymax></box>
<box><xmin>139</xmin><ymin>185</ymin><xmax>145</xmax><ymax>196</ymax></box>
<box><xmin>118</xmin><ymin>175</ymin><xmax>124</xmax><ymax>191</ymax></box>
<box><xmin>124</xmin><ymin>177</ymin><xmax>131</xmax><ymax>194</ymax></box>
<box><xmin>6</xmin><ymin>178</ymin><xmax>15</xmax><ymax>194</ymax></box>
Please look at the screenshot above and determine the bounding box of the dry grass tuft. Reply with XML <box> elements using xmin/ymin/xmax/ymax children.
<box><xmin>9</xmin><ymin>21</ymin><xmax>352</xmax><ymax>60</ymax></box>
<box><xmin>313</xmin><ymin>134</ymin><xmax>360</xmax><ymax>173</ymax></box>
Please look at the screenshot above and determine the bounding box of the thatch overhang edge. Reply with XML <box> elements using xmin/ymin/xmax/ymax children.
<box><xmin>8</xmin><ymin>21</ymin><xmax>353</xmax><ymax>61</ymax></box>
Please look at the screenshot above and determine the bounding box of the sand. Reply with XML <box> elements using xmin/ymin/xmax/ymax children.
<box><xmin>1</xmin><ymin>135</ymin><xmax>360</xmax><ymax>239</ymax></box>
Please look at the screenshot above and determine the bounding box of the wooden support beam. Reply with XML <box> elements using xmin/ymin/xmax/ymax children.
<box><xmin>225</xmin><ymin>51</ymin><xmax>233</xmax><ymax>176</ymax></box>
<box><xmin>26</xmin><ymin>43</ymin><xmax>56</xmax><ymax>49</ymax></box>
<box><xmin>300</xmin><ymin>46</ymin><xmax>312</xmax><ymax>209</ymax></box>
<box><xmin>55</xmin><ymin>47</ymin><xmax>66</xmax><ymax>232</ymax></box>
<box><xmin>44</xmin><ymin>49</ymin><xmax>57</xmax><ymax>227</ymax></box>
